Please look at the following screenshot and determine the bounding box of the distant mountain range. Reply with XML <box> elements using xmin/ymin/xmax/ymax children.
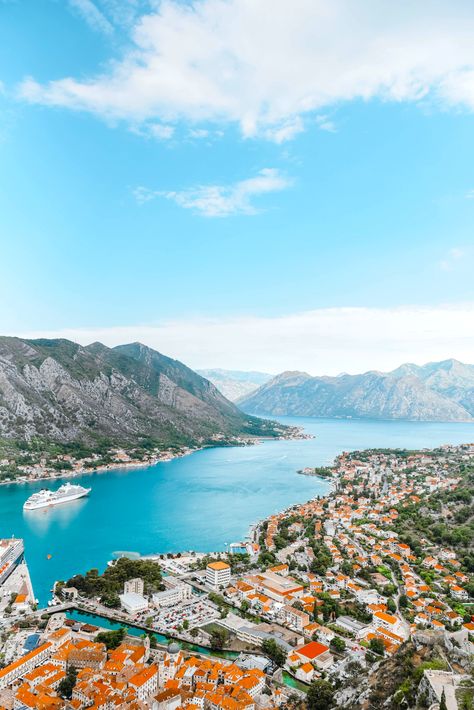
<box><xmin>197</xmin><ymin>369</ymin><xmax>272</xmax><ymax>401</ymax></box>
<box><xmin>0</xmin><ymin>338</ymin><xmax>282</xmax><ymax>445</ymax></box>
<box><xmin>237</xmin><ymin>359</ymin><xmax>474</xmax><ymax>422</ymax></box>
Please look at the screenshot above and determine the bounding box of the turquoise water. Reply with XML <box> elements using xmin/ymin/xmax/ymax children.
<box><xmin>65</xmin><ymin>609</ymin><xmax>239</xmax><ymax>659</ymax></box>
<box><xmin>0</xmin><ymin>416</ymin><xmax>472</xmax><ymax>605</ymax></box>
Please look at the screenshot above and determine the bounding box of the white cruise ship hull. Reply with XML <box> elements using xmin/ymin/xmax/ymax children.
<box><xmin>23</xmin><ymin>489</ymin><xmax>91</xmax><ymax>510</ymax></box>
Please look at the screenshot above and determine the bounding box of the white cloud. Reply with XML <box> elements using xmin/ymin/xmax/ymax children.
<box><xmin>68</xmin><ymin>0</ymin><xmax>114</xmax><ymax>35</ymax></box>
<box><xmin>188</xmin><ymin>128</ymin><xmax>210</xmax><ymax>139</ymax></box>
<box><xmin>134</xmin><ymin>168</ymin><xmax>292</xmax><ymax>216</ymax></box>
<box><xmin>316</xmin><ymin>114</ymin><xmax>337</xmax><ymax>133</ymax></box>
<box><xmin>14</xmin><ymin>304</ymin><xmax>474</xmax><ymax>375</ymax></box>
<box><xmin>264</xmin><ymin>117</ymin><xmax>304</xmax><ymax>144</ymax></box>
<box><xmin>18</xmin><ymin>1</ymin><xmax>474</xmax><ymax>139</ymax></box>
<box><xmin>439</xmin><ymin>247</ymin><xmax>468</xmax><ymax>271</ymax></box>
<box><xmin>130</xmin><ymin>122</ymin><xmax>175</xmax><ymax>140</ymax></box>
<box><xmin>148</xmin><ymin>123</ymin><xmax>174</xmax><ymax>140</ymax></box>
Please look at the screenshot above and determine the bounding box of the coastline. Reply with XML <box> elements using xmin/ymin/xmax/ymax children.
<box><xmin>0</xmin><ymin>446</ymin><xmax>204</xmax><ymax>488</ymax></box>
<box><xmin>0</xmin><ymin>428</ymin><xmax>309</xmax><ymax>489</ymax></box>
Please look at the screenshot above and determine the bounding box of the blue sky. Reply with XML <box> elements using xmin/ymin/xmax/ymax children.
<box><xmin>1</xmin><ymin>0</ymin><xmax>474</xmax><ymax>373</ymax></box>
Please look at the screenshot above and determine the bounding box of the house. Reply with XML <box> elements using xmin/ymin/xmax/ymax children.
<box><xmin>284</xmin><ymin>605</ymin><xmax>310</xmax><ymax>632</ymax></box>
<box><xmin>294</xmin><ymin>641</ymin><xmax>334</xmax><ymax>671</ymax></box>
<box><xmin>295</xmin><ymin>662</ymin><xmax>316</xmax><ymax>683</ymax></box>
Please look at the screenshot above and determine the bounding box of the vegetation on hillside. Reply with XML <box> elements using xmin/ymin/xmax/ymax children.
<box><xmin>61</xmin><ymin>558</ymin><xmax>164</xmax><ymax>607</ymax></box>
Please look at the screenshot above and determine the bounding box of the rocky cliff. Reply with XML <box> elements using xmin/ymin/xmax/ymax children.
<box><xmin>0</xmin><ymin>337</ymin><xmax>281</xmax><ymax>444</ymax></box>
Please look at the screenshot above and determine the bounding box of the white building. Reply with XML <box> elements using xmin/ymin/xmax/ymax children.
<box><xmin>0</xmin><ymin>642</ymin><xmax>52</xmax><ymax>688</ymax></box>
<box><xmin>119</xmin><ymin>591</ymin><xmax>149</xmax><ymax>615</ymax></box>
<box><xmin>206</xmin><ymin>561</ymin><xmax>231</xmax><ymax>588</ymax></box>
<box><xmin>129</xmin><ymin>664</ymin><xmax>158</xmax><ymax>701</ymax></box>
<box><xmin>153</xmin><ymin>583</ymin><xmax>192</xmax><ymax>608</ymax></box>
<box><xmin>124</xmin><ymin>577</ymin><xmax>144</xmax><ymax>596</ymax></box>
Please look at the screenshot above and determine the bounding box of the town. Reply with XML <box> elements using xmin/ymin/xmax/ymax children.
<box><xmin>0</xmin><ymin>444</ymin><xmax>473</xmax><ymax>709</ymax></box>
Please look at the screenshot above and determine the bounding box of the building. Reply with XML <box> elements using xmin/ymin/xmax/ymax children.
<box><xmin>206</xmin><ymin>561</ymin><xmax>231</xmax><ymax>588</ymax></box>
<box><xmin>284</xmin><ymin>605</ymin><xmax>311</xmax><ymax>632</ymax></box>
<box><xmin>129</xmin><ymin>664</ymin><xmax>159</xmax><ymax>701</ymax></box>
<box><xmin>119</xmin><ymin>591</ymin><xmax>149</xmax><ymax>615</ymax></box>
<box><xmin>124</xmin><ymin>577</ymin><xmax>145</xmax><ymax>595</ymax></box>
<box><xmin>248</xmin><ymin>571</ymin><xmax>304</xmax><ymax>603</ymax></box>
<box><xmin>294</xmin><ymin>641</ymin><xmax>334</xmax><ymax>671</ymax></box>
<box><xmin>0</xmin><ymin>538</ymin><xmax>24</xmax><ymax>587</ymax></box>
<box><xmin>0</xmin><ymin>642</ymin><xmax>52</xmax><ymax>688</ymax></box>
<box><xmin>153</xmin><ymin>583</ymin><xmax>192</xmax><ymax>608</ymax></box>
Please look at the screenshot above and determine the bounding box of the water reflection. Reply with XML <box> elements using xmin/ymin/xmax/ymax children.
<box><xmin>23</xmin><ymin>498</ymin><xmax>87</xmax><ymax>535</ymax></box>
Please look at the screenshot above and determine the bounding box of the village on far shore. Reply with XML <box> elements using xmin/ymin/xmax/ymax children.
<box><xmin>0</xmin><ymin>443</ymin><xmax>473</xmax><ymax>709</ymax></box>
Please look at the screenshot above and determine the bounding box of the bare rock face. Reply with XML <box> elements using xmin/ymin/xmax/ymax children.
<box><xmin>238</xmin><ymin>360</ymin><xmax>474</xmax><ymax>421</ymax></box>
<box><xmin>0</xmin><ymin>337</ymin><xmax>276</xmax><ymax>444</ymax></box>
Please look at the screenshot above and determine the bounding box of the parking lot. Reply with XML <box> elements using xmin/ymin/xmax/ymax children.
<box><xmin>152</xmin><ymin>598</ymin><xmax>219</xmax><ymax>632</ymax></box>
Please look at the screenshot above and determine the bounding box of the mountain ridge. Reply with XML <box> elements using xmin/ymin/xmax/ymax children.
<box><xmin>196</xmin><ymin>368</ymin><xmax>272</xmax><ymax>401</ymax></box>
<box><xmin>0</xmin><ymin>337</ymin><xmax>283</xmax><ymax>445</ymax></box>
<box><xmin>237</xmin><ymin>359</ymin><xmax>474</xmax><ymax>421</ymax></box>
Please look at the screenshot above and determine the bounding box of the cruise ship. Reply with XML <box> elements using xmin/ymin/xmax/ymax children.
<box><xmin>23</xmin><ymin>483</ymin><xmax>91</xmax><ymax>510</ymax></box>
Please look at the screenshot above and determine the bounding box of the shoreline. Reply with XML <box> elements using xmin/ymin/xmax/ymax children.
<box><xmin>0</xmin><ymin>429</ymin><xmax>310</xmax><ymax>489</ymax></box>
<box><xmin>0</xmin><ymin>446</ymin><xmax>204</xmax><ymax>488</ymax></box>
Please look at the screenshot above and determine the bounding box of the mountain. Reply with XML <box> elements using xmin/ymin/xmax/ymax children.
<box><xmin>197</xmin><ymin>368</ymin><xmax>272</xmax><ymax>401</ymax></box>
<box><xmin>0</xmin><ymin>337</ymin><xmax>283</xmax><ymax>445</ymax></box>
<box><xmin>237</xmin><ymin>359</ymin><xmax>474</xmax><ymax>421</ymax></box>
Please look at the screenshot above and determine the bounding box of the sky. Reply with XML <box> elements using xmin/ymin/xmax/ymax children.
<box><xmin>1</xmin><ymin>0</ymin><xmax>474</xmax><ymax>375</ymax></box>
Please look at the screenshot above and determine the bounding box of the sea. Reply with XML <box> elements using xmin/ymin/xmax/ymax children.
<box><xmin>0</xmin><ymin>415</ymin><xmax>473</xmax><ymax>605</ymax></box>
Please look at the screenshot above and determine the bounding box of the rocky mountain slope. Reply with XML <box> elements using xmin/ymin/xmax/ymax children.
<box><xmin>0</xmin><ymin>337</ymin><xmax>282</xmax><ymax>445</ymax></box>
<box><xmin>197</xmin><ymin>368</ymin><xmax>272</xmax><ymax>401</ymax></box>
<box><xmin>238</xmin><ymin>359</ymin><xmax>474</xmax><ymax>421</ymax></box>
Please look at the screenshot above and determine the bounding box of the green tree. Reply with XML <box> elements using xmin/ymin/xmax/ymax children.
<box><xmin>261</xmin><ymin>638</ymin><xmax>287</xmax><ymax>667</ymax></box>
<box><xmin>209</xmin><ymin>628</ymin><xmax>229</xmax><ymax>649</ymax></box>
<box><xmin>387</xmin><ymin>598</ymin><xmax>397</xmax><ymax>613</ymax></box>
<box><xmin>95</xmin><ymin>627</ymin><xmax>126</xmax><ymax>650</ymax></box>
<box><xmin>330</xmin><ymin>636</ymin><xmax>346</xmax><ymax>653</ymax></box>
<box><xmin>440</xmin><ymin>689</ymin><xmax>448</xmax><ymax>710</ymax></box>
<box><xmin>306</xmin><ymin>679</ymin><xmax>334</xmax><ymax>710</ymax></box>
<box><xmin>57</xmin><ymin>666</ymin><xmax>77</xmax><ymax>699</ymax></box>
<box><xmin>369</xmin><ymin>637</ymin><xmax>385</xmax><ymax>656</ymax></box>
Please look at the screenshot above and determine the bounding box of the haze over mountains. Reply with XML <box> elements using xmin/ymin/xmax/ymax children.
<box><xmin>237</xmin><ymin>359</ymin><xmax>474</xmax><ymax>422</ymax></box>
<box><xmin>197</xmin><ymin>369</ymin><xmax>272</xmax><ymax>401</ymax></box>
<box><xmin>0</xmin><ymin>337</ymin><xmax>281</xmax><ymax>445</ymax></box>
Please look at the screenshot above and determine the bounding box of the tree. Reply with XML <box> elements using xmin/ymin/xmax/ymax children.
<box><xmin>183</xmin><ymin>620</ymin><xmax>189</xmax><ymax>630</ymax></box>
<box><xmin>58</xmin><ymin>665</ymin><xmax>77</xmax><ymax>699</ymax></box>
<box><xmin>261</xmin><ymin>638</ymin><xmax>287</xmax><ymax>667</ymax></box>
<box><xmin>190</xmin><ymin>628</ymin><xmax>199</xmax><ymax>639</ymax></box>
<box><xmin>95</xmin><ymin>627</ymin><xmax>126</xmax><ymax>650</ymax></box>
<box><xmin>330</xmin><ymin>636</ymin><xmax>346</xmax><ymax>653</ymax></box>
<box><xmin>387</xmin><ymin>598</ymin><xmax>397</xmax><ymax>613</ymax></box>
<box><xmin>209</xmin><ymin>628</ymin><xmax>229</xmax><ymax>649</ymax></box>
<box><xmin>369</xmin><ymin>637</ymin><xmax>385</xmax><ymax>656</ymax></box>
<box><xmin>306</xmin><ymin>679</ymin><xmax>334</xmax><ymax>710</ymax></box>
<box><xmin>440</xmin><ymin>689</ymin><xmax>448</xmax><ymax>710</ymax></box>
<box><xmin>399</xmin><ymin>594</ymin><xmax>408</xmax><ymax>608</ymax></box>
